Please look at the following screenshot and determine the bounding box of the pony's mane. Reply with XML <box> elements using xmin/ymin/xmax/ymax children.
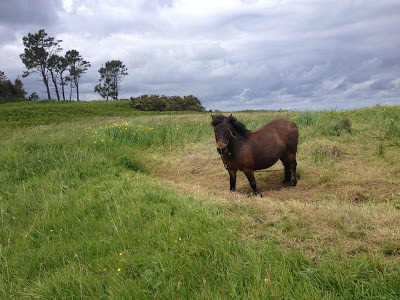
<box><xmin>211</xmin><ymin>114</ymin><xmax>250</xmax><ymax>137</ymax></box>
<box><xmin>231</xmin><ymin>116</ymin><xmax>251</xmax><ymax>137</ymax></box>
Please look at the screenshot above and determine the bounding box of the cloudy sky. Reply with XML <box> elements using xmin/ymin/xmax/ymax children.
<box><xmin>0</xmin><ymin>0</ymin><xmax>399</xmax><ymax>111</ymax></box>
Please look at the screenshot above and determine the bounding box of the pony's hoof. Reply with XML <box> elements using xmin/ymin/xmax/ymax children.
<box><xmin>283</xmin><ymin>181</ymin><xmax>297</xmax><ymax>187</ymax></box>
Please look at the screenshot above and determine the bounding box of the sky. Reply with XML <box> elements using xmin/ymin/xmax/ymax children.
<box><xmin>0</xmin><ymin>0</ymin><xmax>399</xmax><ymax>111</ymax></box>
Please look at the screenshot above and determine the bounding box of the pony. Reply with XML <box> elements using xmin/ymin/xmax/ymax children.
<box><xmin>211</xmin><ymin>114</ymin><xmax>298</xmax><ymax>196</ymax></box>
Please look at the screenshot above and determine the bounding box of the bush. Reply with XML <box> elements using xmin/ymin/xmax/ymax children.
<box><xmin>0</xmin><ymin>71</ymin><xmax>26</xmax><ymax>103</ymax></box>
<box><xmin>130</xmin><ymin>94</ymin><xmax>206</xmax><ymax>112</ymax></box>
<box><xmin>27</xmin><ymin>92</ymin><xmax>40</xmax><ymax>101</ymax></box>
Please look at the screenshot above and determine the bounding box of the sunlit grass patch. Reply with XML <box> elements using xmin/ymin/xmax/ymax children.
<box><xmin>79</xmin><ymin>122</ymin><xmax>155</xmax><ymax>145</ymax></box>
<box><xmin>78</xmin><ymin>119</ymin><xmax>211</xmax><ymax>149</ymax></box>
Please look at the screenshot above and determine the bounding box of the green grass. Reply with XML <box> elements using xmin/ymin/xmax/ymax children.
<box><xmin>0</xmin><ymin>100</ymin><xmax>203</xmax><ymax>129</ymax></box>
<box><xmin>1</xmin><ymin>102</ymin><xmax>400</xmax><ymax>298</ymax></box>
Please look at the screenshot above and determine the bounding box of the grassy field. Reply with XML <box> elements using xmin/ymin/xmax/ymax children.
<box><xmin>0</xmin><ymin>100</ymin><xmax>181</xmax><ymax>129</ymax></box>
<box><xmin>1</xmin><ymin>101</ymin><xmax>400</xmax><ymax>298</ymax></box>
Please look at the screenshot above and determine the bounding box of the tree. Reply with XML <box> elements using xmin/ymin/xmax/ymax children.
<box><xmin>94</xmin><ymin>76</ymin><xmax>112</xmax><ymax>100</ymax></box>
<box><xmin>48</xmin><ymin>54</ymin><xmax>61</xmax><ymax>101</ymax></box>
<box><xmin>65</xmin><ymin>50</ymin><xmax>91</xmax><ymax>101</ymax></box>
<box><xmin>57</xmin><ymin>55</ymin><xmax>70</xmax><ymax>101</ymax></box>
<box><xmin>130</xmin><ymin>95</ymin><xmax>206</xmax><ymax>112</ymax></box>
<box><xmin>0</xmin><ymin>71</ymin><xmax>27</xmax><ymax>103</ymax></box>
<box><xmin>48</xmin><ymin>54</ymin><xmax>69</xmax><ymax>101</ymax></box>
<box><xmin>0</xmin><ymin>70</ymin><xmax>6</xmax><ymax>82</ymax></box>
<box><xmin>13</xmin><ymin>78</ymin><xmax>26</xmax><ymax>99</ymax></box>
<box><xmin>94</xmin><ymin>60</ymin><xmax>128</xmax><ymax>100</ymax></box>
<box><xmin>66</xmin><ymin>75</ymin><xmax>74</xmax><ymax>100</ymax></box>
<box><xmin>20</xmin><ymin>29</ymin><xmax>62</xmax><ymax>100</ymax></box>
<box><xmin>183</xmin><ymin>95</ymin><xmax>206</xmax><ymax>112</ymax></box>
<box><xmin>27</xmin><ymin>92</ymin><xmax>40</xmax><ymax>101</ymax></box>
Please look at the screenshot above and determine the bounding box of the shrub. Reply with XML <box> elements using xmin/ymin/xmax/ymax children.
<box><xmin>130</xmin><ymin>94</ymin><xmax>206</xmax><ymax>112</ymax></box>
<box><xmin>27</xmin><ymin>92</ymin><xmax>40</xmax><ymax>101</ymax></box>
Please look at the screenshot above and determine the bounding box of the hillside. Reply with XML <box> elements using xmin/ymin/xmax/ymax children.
<box><xmin>0</xmin><ymin>100</ymin><xmax>161</xmax><ymax>129</ymax></box>
<box><xmin>1</xmin><ymin>102</ymin><xmax>399</xmax><ymax>298</ymax></box>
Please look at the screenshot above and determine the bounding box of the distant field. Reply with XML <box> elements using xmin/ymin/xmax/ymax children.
<box><xmin>1</xmin><ymin>101</ymin><xmax>400</xmax><ymax>298</ymax></box>
<box><xmin>0</xmin><ymin>100</ymin><xmax>196</xmax><ymax>129</ymax></box>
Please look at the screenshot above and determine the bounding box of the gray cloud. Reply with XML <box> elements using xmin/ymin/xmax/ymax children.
<box><xmin>369</xmin><ymin>79</ymin><xmax>396</xmax><ymax>91</ymax></box>
<box><xmin>0</xmin><ymin>0</ymin><xmax>60</xmax><ymax>27</ymax></box>
<box><xmin>1</xmin><ymin>0</ymin><xmax>399</xmax><ymax>110</ymax></box>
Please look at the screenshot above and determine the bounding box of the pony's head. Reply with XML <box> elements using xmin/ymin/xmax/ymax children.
<box><xmin>211</xmin><ymin>114</ymin><xmax>234</xmax><ymax>149</ymax></box>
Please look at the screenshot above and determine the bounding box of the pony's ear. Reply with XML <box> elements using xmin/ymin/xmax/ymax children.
<box><xmin>211</xmin><ymin>114</ymin><xmax>224</xmax><ymax>126</ymax></box>
<box><xmin>226</xmin><ymin>114</ymin><xmax>233</xmax><ymax>123</ymax></box>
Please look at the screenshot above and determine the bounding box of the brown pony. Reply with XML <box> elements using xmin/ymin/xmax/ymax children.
<box><xmin>211</xmin><ymin>114</ymin><xmax>298</xmax><ymax>196</ymax></box>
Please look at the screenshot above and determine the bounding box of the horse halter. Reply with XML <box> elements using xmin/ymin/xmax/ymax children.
<box><xmin>218</xmin><ymin>126</ymin><xmax>236</xmax><ymax>157</ymax></box>
<box><xmin>228</xmin><ymin>127</ymin><xmax>237</xmax><ymax>139</ymax></box>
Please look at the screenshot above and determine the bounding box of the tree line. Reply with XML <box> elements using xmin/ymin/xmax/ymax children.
<box><xmin>130</xmin><ymin>94</ymin><xmax>206</xmax><ymax>112</ymax></box>
<box><xmin>1</xmin><ymin>29</ymin><xmax>206</xmax><ymax>111</ymax></box>
<box><xmin>18</xmin><ymin>29</ymin><xmax>128</xmax><ymax>102</ymax></box>
<box><xmin>20</xmin><ymin>29</ymin><xmax>90</xmax><ymax>101</ymax></box>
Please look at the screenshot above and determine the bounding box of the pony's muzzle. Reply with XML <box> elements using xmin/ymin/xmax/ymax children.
<box><xmin>217</xmin><ymin>142</ymin><xmax>227</xmax><ymax>149</ymax></box>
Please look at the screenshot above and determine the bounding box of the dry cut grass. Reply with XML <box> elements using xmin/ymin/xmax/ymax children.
<box><xmin>151</xmin><ymin>119</ymin><xmax>400</xmax><ymax>262</ymax></box>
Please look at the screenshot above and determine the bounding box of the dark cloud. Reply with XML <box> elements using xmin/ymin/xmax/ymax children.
<box><xmin>0</xmin><ymin>0</ymin><xmax>60</xmax><ymax>27</ymax></box>
<box><xmin>369</xmin><ymin>79</ymin><xmax>396</xmax><ymax>91</ymax></box>
<box><xmin>1</xmin><ymin>0</ymin><xmax>399</xmax><ymax>110</ymax></box>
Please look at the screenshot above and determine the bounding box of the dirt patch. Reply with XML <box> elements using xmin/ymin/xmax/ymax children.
<box><xmin>350</xmin><ymin>192</ymin><xmax>368</xmax><ymax>204</ymax></box>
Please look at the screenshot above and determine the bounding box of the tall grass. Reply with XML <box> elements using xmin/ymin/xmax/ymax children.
<box><xmin>1</xmin><ymin>104</ymin><xmax>400</xmax><ymax>298</ymax></box>
<box><xmin>78</xmin><ymin>119</ymin><xmax>209</xmax><ymax>150</ymax></box>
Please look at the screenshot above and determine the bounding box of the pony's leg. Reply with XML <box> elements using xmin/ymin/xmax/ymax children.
<box><xmin>244</xmin><ymin>170</ymin><xmax>261</xmax><ymax>196</ymax></box>
<box><xmin>287</xmin><ymin>158</ymin><xmax>297</xmax><ymax>186</ymax></box>
<box><xmin>283</xmin><ymin>162</ymin><xmax>291</xmax><ymax>184</ymax></box>
<box><xmin>281</xmin><ymin>153</ymin><xmax>297</xmax><ymax>186</ymax></box>
<box><xmin>228</xmin><ymin>169</ymin><xmax>237</xmax><ymax>192</ymax></box>
<box><xmin>281</xmin><ymin>156</ymin><xmax>291</xmax><ymax>185</ymax></box>
<box><xmin>288</xmin><ymin>159</ymin><xmax>297</xmax><ymax>186</ymax></box>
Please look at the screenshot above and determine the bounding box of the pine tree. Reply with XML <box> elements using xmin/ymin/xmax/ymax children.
<box><xmin>20</xmin><ymin>29</ymin><xmax>62</xmax><ymax>100</ymax></box>
<box><xmin>95</xmin><ymin>60</ymin><xmax>128</xmax><ymax>100</ymax></box>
